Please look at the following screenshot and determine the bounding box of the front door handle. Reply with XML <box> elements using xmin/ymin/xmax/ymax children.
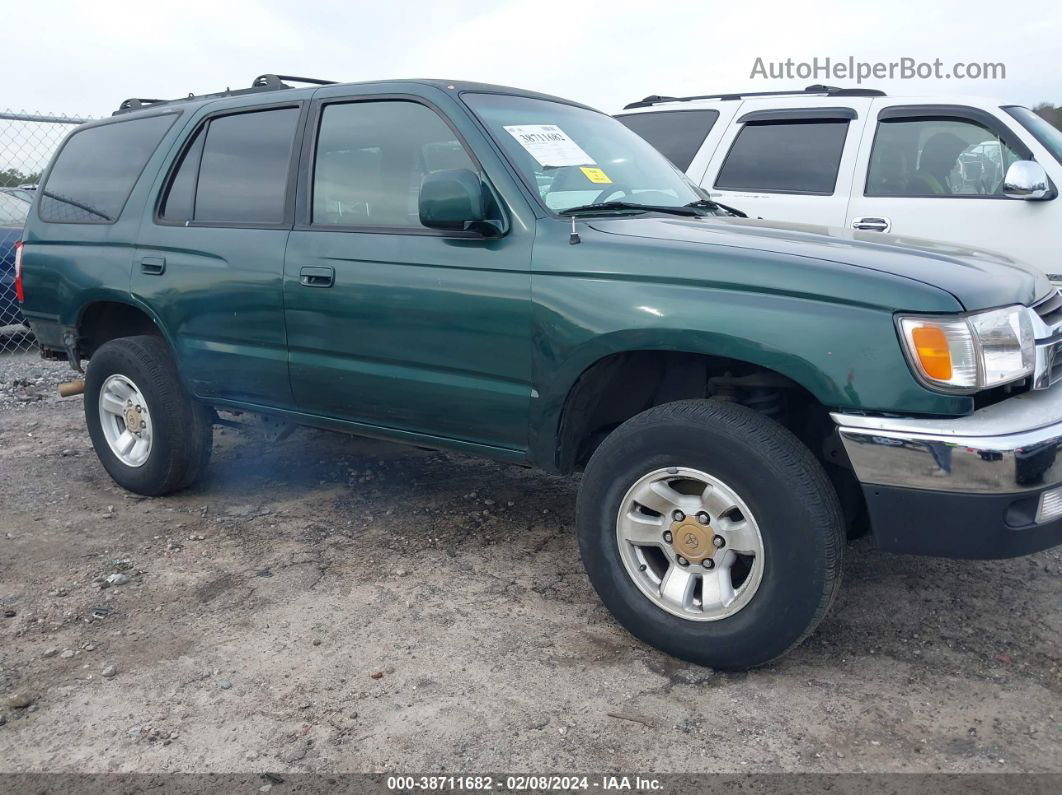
<box><xmin>852</xmin><ymin>216</ymin><xmax>892</xmax><ymax>233</ymax></box>
<box><xmin>140</xmin><ymin>256</ymin><xmax>166</xmax><ymax>275</ymax></box>
<box><xmin>299</xmin><ymin>266</ymin><xmax>335</xmax><ymax>288</ymax></box>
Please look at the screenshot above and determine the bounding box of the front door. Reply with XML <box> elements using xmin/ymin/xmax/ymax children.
<box><xmin>283</xmin><ymin>95</ymin><xmax>534</xmax><ymax>452</ymax></box>
<box><xmin>846</xmin><ymin>102</ymin><xmax>1054</xmax><ymax>269</ymax></box>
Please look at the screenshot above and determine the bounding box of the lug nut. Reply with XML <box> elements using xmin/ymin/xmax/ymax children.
<box><xmin>663</xmin><ymin>531</ymin><xmax>673</xmax><ymax>543</ymax></box>
<box><xmin>677</xmin><ymin>556</ymin><xmax>689</xmax><ymax>567</ymax></box>
<box><xmin>672</xmin><ymin>510</ymin><xmax>685</xmax><ymax>522</ymax></box>
<box><xmin>703</xmin><ymin>559</ymin><xmax>715</xmax><ymax>570</ymax></box>
<box><xmin>697</xmin><ymin>512</ymin><xmax>710</xmax><ymax>525</ymax></box>
<box><xmin>713</xmin><ymin>536</ymin><xmax>726</xmax><ymax>548</ymax></box>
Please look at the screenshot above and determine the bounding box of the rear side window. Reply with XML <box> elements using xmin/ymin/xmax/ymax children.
<box><xmin>715</xmin><ymin>120</ymin><xmax>849</xmax><ymax>194</ymax></box>
<box><xmin>615</xmin><ymin>110</ymin><xmax>719</xmax><ymax>171</ymax></box>
<box><xmin>39</xmin><ymin>114</ymin><xmax>176</xmax><ymax>223</ymax></box>
<box><xmin>160</xmin><ymin>107</ymin><xmax>299</xmax><ymax>225</ymax></box>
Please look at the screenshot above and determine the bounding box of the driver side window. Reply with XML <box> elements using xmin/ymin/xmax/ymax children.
<box><xmin>867</xmin><ymin>117</ymin><xmax>1022</xmax><ymax>198</ymax></box>
<box><xmin>311</xmin><ymin>100</ymin><xmax>477</xmax><ymax>229</ymax></box>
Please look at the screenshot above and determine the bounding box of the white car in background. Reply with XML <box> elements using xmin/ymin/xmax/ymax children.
<box><xmin>615</xmin><ymin>85</ymin><xmax>1061</xmax><ymax>277</ymax></box>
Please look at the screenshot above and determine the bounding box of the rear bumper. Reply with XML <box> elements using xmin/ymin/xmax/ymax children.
<box><xmin>833</xmin><ymin>386</ymin><xmax>1062</xmax><ymax>558</ymax></box>
<box><xmin>20</xmin><ymin>313</ymin><xmax>65</xmax><ymax>350</ymax></box>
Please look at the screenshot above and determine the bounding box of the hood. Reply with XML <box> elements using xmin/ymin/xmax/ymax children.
<box><xmin>587</xmin><ymin>216</ymin><xmax>1052</xmax><ymax>311</ymax></box>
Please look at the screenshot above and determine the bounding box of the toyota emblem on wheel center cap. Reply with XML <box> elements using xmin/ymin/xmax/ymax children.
<box><xmin>670</xmin><ymin>517</ymin><xmax>715</xmax><ymax>564</ymax></box>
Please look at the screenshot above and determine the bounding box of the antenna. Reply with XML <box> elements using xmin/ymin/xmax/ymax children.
<box><xmin>569</xmin><ymin>215</ymin><xmax>581</xmax><ymax>245</ymax></box>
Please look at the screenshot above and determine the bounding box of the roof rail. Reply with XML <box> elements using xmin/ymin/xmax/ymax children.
<box><xmin>251</xmin><ymin>74</ymin><xmax>337</xmax><ymax>88</ymax></box>
<box><xmin>113</xmin><ymin>73</ymin><xmax>338</xmax><ymax>115</ymax></box>
<box><xmin>622</xmin><ymin>84</ymin><xmax>886</xmax><ymax>110</ymax></box>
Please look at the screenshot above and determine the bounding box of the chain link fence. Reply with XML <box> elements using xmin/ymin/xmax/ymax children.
<box><xmin>1</xmin><ymin>110</ymin><xmax>93</xmax><ymax>354</ymax></box>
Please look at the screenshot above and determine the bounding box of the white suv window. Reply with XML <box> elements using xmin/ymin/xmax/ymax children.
<box><xmin>715</xmin><ymin>120</ymin><xmax>850</xmax><ymax>195</ymax></box>
<box><xmin>867</xmin><ymin>117</ymin><xmax>1022</xmax><ymax>198</ymax></box>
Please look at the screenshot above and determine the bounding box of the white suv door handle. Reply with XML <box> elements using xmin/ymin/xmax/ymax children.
<box><xmin>852</xmin><ymin>216</ymin><xmax>892</xmax><ymax>233</ymax></box>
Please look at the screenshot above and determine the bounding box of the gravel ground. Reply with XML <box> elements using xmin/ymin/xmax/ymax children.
<box><xmin>0</xmin><ymin>350</ymin><xmax>1060</xmax><ymax>774</ymax></box>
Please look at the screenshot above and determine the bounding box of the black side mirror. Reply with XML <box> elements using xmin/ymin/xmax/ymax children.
<box><xmin>419</xmin><ymin>169</ymin><xmax>500</xmax><ymax>235</ymax></box>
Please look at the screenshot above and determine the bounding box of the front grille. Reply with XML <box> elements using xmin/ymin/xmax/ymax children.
<box><xmin>1034</xmin><ymin>289</ymin><xmax>1062</xmax><ymax>326</ymax></box>
<box><xmin>1032</xmin><ymin>288</ymin><xmax>1062</xmax><ymax>324</ymax></box>
<box><xmin>1033</xmin><ymin>290</ymin><xmax>1062</xmax><ymax>389</ymax></box>
<box><xmin>1044</xmin><ymin>344</ymin><xmax>1062</xmax><ymax>388</ymax></box>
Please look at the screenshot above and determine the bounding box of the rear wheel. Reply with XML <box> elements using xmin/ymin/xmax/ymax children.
<box><xmin>576</xmin><ymin>399</ymin><xmax>844</xmax><ymax>670</ymax></box>
<box><xmin>84</xmin><ymin>335</ymin><xmax>213</xmax><ymax>496</ymax></box>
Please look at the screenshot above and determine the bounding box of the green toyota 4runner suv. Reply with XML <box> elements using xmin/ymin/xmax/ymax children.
<box><xmin>16</xmin><ymin>75</ymin><xmax>1062</xmax><ymax>669</ymax></box>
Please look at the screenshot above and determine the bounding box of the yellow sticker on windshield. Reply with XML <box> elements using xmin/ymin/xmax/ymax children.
<box><xmin>580</xmin><ymin>167</ymin><xmax>613</xmax><ymax>184</ymax></box>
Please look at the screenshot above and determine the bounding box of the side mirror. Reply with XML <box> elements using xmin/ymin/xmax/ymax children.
<box><xmin>1003</xmin><ymin>160</ymin><xmax>1055</xmax><ymax>201</ymax></box>
<box><xmin>419</xmin><ymin>168</ymin><xmax>496</xmax><ymax>233</ymax></box>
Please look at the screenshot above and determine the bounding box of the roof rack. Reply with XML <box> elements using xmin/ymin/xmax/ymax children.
<box><xmin>622</xmin><ymin>84</ymin><xmax>886</xmax><ymax>110</ymax></box>
<box><xmin>113</xmin><ymin>73</ymin><xmax>338</xmax><ymax>115</ymax></box>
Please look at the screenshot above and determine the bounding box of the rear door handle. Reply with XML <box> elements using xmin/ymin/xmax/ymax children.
<box><xmin>140</xmin><ymin>256</ymin><xmax>166</xmax><ymax>275</ymax></box>
<box><xmin>852</xmin><ymin>216</ymin><xmax>892</xmax><ymax>233</ymax></box>
<box><xmin>299</xmin><ymin>266</ymin><xmax>335</xmax><ymax>288</ymax></box>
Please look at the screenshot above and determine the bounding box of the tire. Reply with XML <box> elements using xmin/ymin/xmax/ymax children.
<box><xmin>576</xmin><ymin>399</ymin><xmax>844</xmax><ymax>670</ymax></box>
<box><xmin>84</xmin><ymin>335</ymin><xmax>213</xmax><ymax>496</ymax></box>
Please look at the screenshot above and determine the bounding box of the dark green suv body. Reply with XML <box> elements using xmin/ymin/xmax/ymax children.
<box><xmin>18</xmin><ymin>75</ymin><xmax>1062</xmax><ymax>668</ymax></box>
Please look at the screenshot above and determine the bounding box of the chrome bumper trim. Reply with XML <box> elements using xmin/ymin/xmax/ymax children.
<box><xmin>832</xmin><ymin>387</ymin><xmax>1062</xmax><ymax>494</ymax></box>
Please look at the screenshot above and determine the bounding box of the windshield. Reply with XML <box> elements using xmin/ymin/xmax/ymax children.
<box><xmin>1007</xmin><ymin>106</ymin><xmax>1062</xmax><ymax>165</ymax></box>
<box><xmin>0</xmin><ymin>190</ymin><xmax>31</xmax><ymax>227</ymax></box>
<box><xmin>463</xmin><ymin>93</ymin><xmax>708</xmax><ymax>214</ymax></box>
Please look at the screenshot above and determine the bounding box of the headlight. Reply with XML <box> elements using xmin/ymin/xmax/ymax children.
<box><xmin>898</xmin><ymin>305</ymin><xmax>1035</xmax><ymax>391</ymax></box>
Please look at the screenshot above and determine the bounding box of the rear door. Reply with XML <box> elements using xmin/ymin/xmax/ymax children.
<box><xmin>702</xmin><ymin>98</ymin><xmax>873</xmax><ymax>226</ymax></box>
<box><xmin>282</xmin><ymin>89</ymin><xmax>534</xmax><ymax>452</ymax></box>
<box><xmin>846</xmin><ymin>101</ymin><xmax>1054</xmax><ymax>266</ymax></box>
<box><xmin>133</xmin><ymin>101</ymin><xmax>306</xmax><ymax>409</ymax></box>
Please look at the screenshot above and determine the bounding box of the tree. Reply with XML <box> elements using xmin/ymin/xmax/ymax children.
<box><xmin>1034</xmin><ymin>103</ymin><xmax>1062</xmax><ymax>131</ymax></box>
<box><xmin>0</xmin><ymin>168</ymin><xmax>41</xmax><ymax>187</ymax></box>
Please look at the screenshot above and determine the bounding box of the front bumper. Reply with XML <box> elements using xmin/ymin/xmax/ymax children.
<box><xmin>833</xmin><ymin>386</ymin><xmax>1062</xmax><ymax>558</ymax></box>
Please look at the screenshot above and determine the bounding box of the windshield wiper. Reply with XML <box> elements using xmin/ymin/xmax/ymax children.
<box><xmin>559</xmin><ymin>201</ymin><xmax>703</xmax><ymax>218</ymax></box>
<box><xmin>684</xmin><ymin>199</ymin><xmax>747</xmax><ymax>218</ymax></box>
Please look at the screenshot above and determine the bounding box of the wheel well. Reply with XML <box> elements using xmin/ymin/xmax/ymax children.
<box><xmin>77</xmin><ymin>302</ymin><xmax>160</xmax><ymax>358</ymax></box>
<box><xmin>556</xmin><ymin>351</ymin><xmax>866</xmax><ymax>536</ymax></box>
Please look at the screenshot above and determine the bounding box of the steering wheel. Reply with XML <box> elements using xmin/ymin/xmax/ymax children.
<box><xmin>593</xmin><ymin>183</ymin><xmax>631</xmax><ymax>203</ymax></box>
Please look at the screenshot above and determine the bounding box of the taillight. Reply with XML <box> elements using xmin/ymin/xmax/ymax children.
<box><xmin>14</xmin><ymin>240</ymin><xmax>24</xmax><ymax>302</ymax></box>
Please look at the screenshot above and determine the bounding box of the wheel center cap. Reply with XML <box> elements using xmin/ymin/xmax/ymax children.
<box><xmin>671</xmin><ymin>518</ymin><xmax>714</xmax><ymax>563</ymax></box>
<box><xmin>124</xmin><ymin>406</ymin><xmax>143</xmax><ymax>433</ymax></box>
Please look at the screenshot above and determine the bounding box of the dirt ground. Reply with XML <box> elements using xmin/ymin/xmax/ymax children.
<box><xmin>1</xmin><ymin>351</ymin><xmax>1060</xmax><ymax>774</ymax></box>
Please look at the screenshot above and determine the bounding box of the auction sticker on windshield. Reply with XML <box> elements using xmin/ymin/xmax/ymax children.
<box><xmin>504</xmin><ymin>124</ymin><xmax>595</xmax><ymax>167</ymax></box>
<box><xmin>579</xmin><ymin>166</ymin><xmax>612</xmax><ymax>184</ymax></box>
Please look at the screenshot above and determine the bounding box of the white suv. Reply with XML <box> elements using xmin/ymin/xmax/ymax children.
<box><xmin>615</xmin><ymin>86</ymin><xmax>1061</xmax><ymax>276</ymax></box>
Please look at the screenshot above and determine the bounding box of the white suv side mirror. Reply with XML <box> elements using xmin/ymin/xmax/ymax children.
<box><xmin>1003</xmin><ymin>161</ymin><xmax>1055</xmax><ymax>201</ymax></box>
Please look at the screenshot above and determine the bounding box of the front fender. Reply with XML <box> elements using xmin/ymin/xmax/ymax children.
<box><xmin>527</xmin><ymin>277</ymin><xmax>972</xmax><ymax>472</ymax></box>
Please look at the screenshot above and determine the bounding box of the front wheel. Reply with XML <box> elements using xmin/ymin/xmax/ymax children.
<box><xmin>576</xmin><ymin>399</ymin><xmax>844</xmax><ymax>670</ymax></box>
<box><xmin>84</xmin><ymin>335</ymin><xmax>213</xmax><ymax>496</ymax></box>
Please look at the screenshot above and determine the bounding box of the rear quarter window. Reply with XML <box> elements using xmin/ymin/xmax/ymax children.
<box><xmin>615</xmin><ymin>110</ymin><xmax>719</xmax><ymax>171</ymax></box>
<box><xmin>38</xmin><ymin>114</ymin><xmax>176</xmax><ymax>224</ymax></box>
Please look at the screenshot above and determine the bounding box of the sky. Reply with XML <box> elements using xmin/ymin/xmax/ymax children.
<box><xmin>3</xmin><ymin>0</ymin><xmax>1061</xmax><ymax>119</ymax></box>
